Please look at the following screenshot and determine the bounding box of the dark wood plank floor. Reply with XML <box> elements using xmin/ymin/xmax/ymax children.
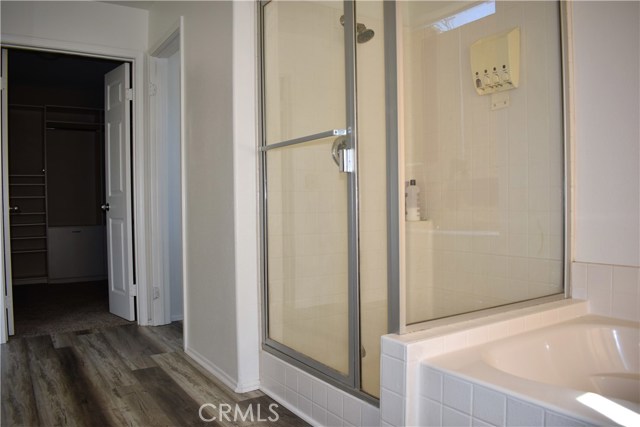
<box><xmin>1</xmin><ymin>323</ymin><xmax>309</xmax><ymax>427</ymax></box>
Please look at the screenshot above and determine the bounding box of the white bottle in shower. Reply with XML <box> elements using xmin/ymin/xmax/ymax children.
<box><xmin>405</xmin><ymin>180</ymin><xmax>421</xmax><ymax>221</ymax></box>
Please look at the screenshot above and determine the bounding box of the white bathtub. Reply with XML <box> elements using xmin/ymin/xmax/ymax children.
<box><xmin>424</xmin><ymin>315</ymin><xmax>640</xmax><ymax>426</ymax></box>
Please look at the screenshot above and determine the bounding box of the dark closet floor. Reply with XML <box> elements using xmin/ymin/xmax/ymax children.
<box><xmin>12</xmin><ymin>281</ymin><xmax>133</xmax><ymax>337</ymax></box>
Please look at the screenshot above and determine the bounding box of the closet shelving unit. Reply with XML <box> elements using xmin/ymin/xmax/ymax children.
<box><xmin>8</xmin><ymin>105</ymin><xmax>48</xmax><ymax>284</ymax></box>
<box><xmin>7</xmin><ymin>104</ymin><xmax>105</xmax><ymax>285</ymax></box>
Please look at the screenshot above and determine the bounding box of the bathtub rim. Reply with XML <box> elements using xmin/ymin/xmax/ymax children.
<box><xmin>422</xmin><ymin>314</ymin><xmax>640</xmax><ymax>426</ymax></box>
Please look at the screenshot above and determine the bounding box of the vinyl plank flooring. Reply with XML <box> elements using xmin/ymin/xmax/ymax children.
<box><xmin>64</xmin><ymin>335</ymin><xmax>171</xmax><ymax>427</ymax></box>
<box><xmin>138</xmin><ymin>321</ymin><xmax>184</xmax><ymax>353</ymax></box>
<box><xmin>108</xmin><ymin>384</ymin><xmax>176</xmax><ymax>427</ymax></box>
<box><xmin>74</xmin><ymin>332</ymin><xmax>139</xmax><ymax>388</ymax></box>
<box><xmin>25</xmin><ymin>336</ymin><xmax>106</xmax><ymax>427</ymax></box>
<box><xmin>51</xmin><ymin>330</ymin><xmax>80</xmax><ymax>349</ymax></box>
<box><xmin>100</xmin><ymin>324</ymin><xmax>165</xmax><ymax>370</ymax></box>
<box><xmin>133</xmin><ymin>366</ymin><xmax>221</xmax><ymax>427</ymax></box>
<box><xmin>1</xmin><ymin>338</ymin><xmax>40</xmax><ymax>427</ymax></box>
<box><xmin>151</xmin><ymin>351</ymin><xmax>246</xmax><ymax>407</ymax></box>
<box><xmin>55</xmin><ymin>347</ymin><xmax>112</xmax><ymax>426</ymax></box>
<box><xmin>2</xmin><ymin>322</ymin><xmax>310</xmax><ymax>427</ymax></box>
<box><xmin>49</xmin><ymin>332</ymin><xmax>138</xmax><ymax>426</ymax></box>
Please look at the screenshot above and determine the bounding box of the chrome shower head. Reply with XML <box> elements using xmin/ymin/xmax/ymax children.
<box><xmin>357</xmin><ymin>27</ymin><xmax>375</xmax><ymax>44</ymax></box>
<box><xmin>340</xmin><ymin>15</ymin><xmax>375</xmax><ymax>44</ymax></box>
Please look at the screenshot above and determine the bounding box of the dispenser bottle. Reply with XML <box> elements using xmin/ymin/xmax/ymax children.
<box><xmin>405</xmin><ymin>180</ymin><xmax>421</xmax><ymax>221</ymax></box>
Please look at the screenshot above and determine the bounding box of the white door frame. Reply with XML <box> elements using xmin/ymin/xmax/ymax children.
<box><xmin>0</xmin><ymin>48</ymin><xmax>13</xmax><ymax>342</ymax></box>
<box><xmin>0</xmin><ymin>37</ymin><xmax>151</xmax><ymax>343</ymax></box>
<box><xmin>148</xmin><ymin>18</ymin><xmax>185</xmax><ymax>326</ymax></box>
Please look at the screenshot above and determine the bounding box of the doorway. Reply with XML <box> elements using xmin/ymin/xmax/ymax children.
<box><xmin>1</xmin><ymin>48</ymin><xmax>134</xmax><ymax>336</ymax></box>
<box><xmin>148</xmin><ymin>26</ymin><xmax>184</xmax><ymax>325</ymax></box>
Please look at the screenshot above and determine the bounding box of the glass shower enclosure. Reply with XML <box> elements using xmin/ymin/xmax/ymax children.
<box><xmin>260</xmin><ymin>0</ymin><xmax>566</xmax><ymax>401</ymax></box>
<box><xmin>260</xmin><ymin>0</ymin><xmax>387</xmax><ymax>399</ymax></box>
<box><xmin>398</xmin><ymin>0</ymin><xmax>566</xmax><ymax>329</ymax></box>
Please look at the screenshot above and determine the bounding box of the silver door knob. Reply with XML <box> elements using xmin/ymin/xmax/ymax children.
<box><xmin>9</xmin><ymin>206</ymin><xmax>19</xmax><ymax>212</ymax></box>
<box><xmin>101</xmin><ymin>203</ymin><xmax>110</xmax><ymax>212</ymax></box>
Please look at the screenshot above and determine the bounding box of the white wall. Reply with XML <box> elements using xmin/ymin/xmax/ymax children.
<box><xmin>148</xmin><ymin>0</ymin><xmax>260</xmax><ymax>392</ymax></box>
<box><xmin>231</xmin><ymin>0</ymin><xmax>261</xmax><ymax>394</ymax></box>
<box><xmin>0</xmin><ymin>1</ymin><xmax>148</xmax><ymax>53</ymax></box>
<box><xmin>572</xmin><ymin>1</ymin><xmax>640</xmax><ymax>268</ymax></box>
<box><xmin>569</xmin><ymin>1</ymin><xmax>640</xmax><ymax>321</ymax></box>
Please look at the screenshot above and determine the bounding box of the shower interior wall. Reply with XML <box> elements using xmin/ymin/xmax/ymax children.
<box><xmin>402</xmin><ymin>1</ymin><xmax>565</xmax><ymax>323</ymax></box>
<box><xmin>264</xmin><ymin>1</ymin><xmax>387</xmax><ymax>397</ymax></box>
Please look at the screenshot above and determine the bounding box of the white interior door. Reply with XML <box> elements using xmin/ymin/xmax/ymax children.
<box><xmin>105</xmin><ymin>63</ymin><xmax>135</xmax><ymax>321</ymax></box>
<box><xmin>1</xmin><ymin>48</ymin><xmax>15</xmax><ymax>340</ymax></box>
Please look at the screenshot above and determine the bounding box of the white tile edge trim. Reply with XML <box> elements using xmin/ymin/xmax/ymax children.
<box><xmin>383</xmin><ymin>299</ymin><xmax>589</xmax><ymax>354</ymax></box>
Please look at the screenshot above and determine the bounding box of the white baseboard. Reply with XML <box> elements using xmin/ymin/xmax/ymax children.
<box><xmin>185</xmin><ymin>346</ymin><xmax>261</xmax><ymax>394</ymax></box>
<box><xmin>171</xmin><ymin>314</ymin><xmax>184</xmax><ymax>322</ymax></box>
<box><xmin>185</xmin><ymin>346</ymin><xmax>239</xmax><ymax>392</ymax></box>
<box><xmin>235</xmin><ymin>380</ymin><xmax>261</xmax><ymax>393</ymax></box>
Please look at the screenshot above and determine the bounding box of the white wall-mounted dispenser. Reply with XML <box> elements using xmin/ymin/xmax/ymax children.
<box><xmin>470</xmin><ymin>27</ymin><xmax>520</xmax><ymax>95</ymax></box>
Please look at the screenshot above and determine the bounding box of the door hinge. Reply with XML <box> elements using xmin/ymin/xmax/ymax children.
<box><xmin>126</xmin><ymin>88</ymin><xmax>134</xmax><ymax>101</ymax></box>
<box><xmin>148</xmin><ymin>82</ymin><xmax>157</xmax><ymax>97</ymax></box>
<box><xmin>129</xmin><ymin>283</ymin><xmax>138</xmax><ymax>296</ymax></box>
<box><xmin>0</xmin><ymin>76</ymin><xmax>5</xmax><ymax>91</ymax></box>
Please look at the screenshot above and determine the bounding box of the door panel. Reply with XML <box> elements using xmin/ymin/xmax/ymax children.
<box><xmin>108</xmin><ymin>122</ymin><xmax>124</xmax><ymax>194</ymax></box>
<box><xmin>266</xmin><ymin>137</ymin><xmax>350</xmax><ymax>375</ymax></box>
<box><xmin>104</xmin><ymin>63</ymin><xmax>134</xmax><ymax>321</ymax></box>
<box><xmin>108</xmin><ymin>218</ymin><xmax>126</xmax><ymax>292</ymax></box>
<box><xmin>263</xmin><ymin>1</ymin><xmax>346</xmax><ymax>146</ymax></box>
<box><xmin>262</xmin><ymin>0</ymin><xmax>358</xmax><ymax>385</ymax></box>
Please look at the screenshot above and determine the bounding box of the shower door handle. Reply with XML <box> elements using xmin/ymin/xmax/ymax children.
<box><xmin>331</xmin><ymin>136</ymin><xmax>354</xmax><ymax>173</ymax></box>
<box><xmin>338</xmin><ymin>147</ymin><xmax>355</xmax><ymax>173</ymax></box>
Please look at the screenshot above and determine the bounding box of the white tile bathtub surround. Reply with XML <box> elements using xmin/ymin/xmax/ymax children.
<box><xmin>442</xmin><ymin>376</ymin><xmax>472</xmax><ymax>415</ymax></box>
<box><xmin>417</xmin><ymin>365</ymin><xmax>588</xmax><ymax>427</ymax></box>
<box><xmin>418</xmin><ymin>367</ymin><xmax>593</xmax><ymax>427</ymax></box>
<box><xmin>571</xmin><ymin>261</ymin><xmax>640</xmax><ymax>321</ymax></box>
<box><xmin>380</xmin><ymin>299</ymin><xmax>589</xmax><ymax>426</ymax></box>
<box><xmin>260</xmin><ymin>351</ymin><xmax>381</xmax><ymax>427</ymax></box>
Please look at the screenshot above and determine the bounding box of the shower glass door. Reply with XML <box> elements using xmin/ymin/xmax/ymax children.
<box><xmin>261</xmin><ymin>0</ymin><xmax>356</xmax><ymax>382</ymax></box>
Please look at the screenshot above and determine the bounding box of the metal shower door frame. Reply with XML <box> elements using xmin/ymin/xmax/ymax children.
<box><xmin>258</xmin><ymin>0</ymin><xmax>367</xmax><ymax>399</ymax></box>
